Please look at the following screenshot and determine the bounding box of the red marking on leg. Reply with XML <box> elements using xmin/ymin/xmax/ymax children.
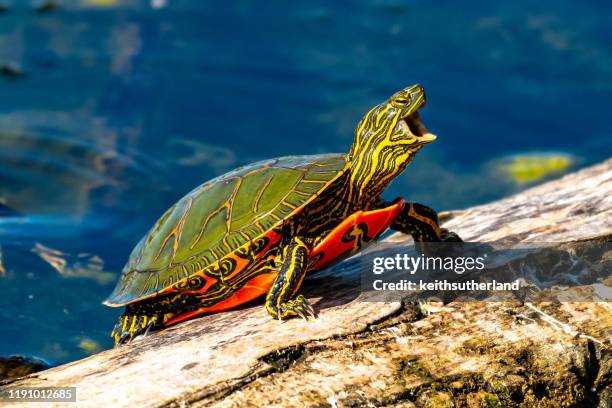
<box><xmin>406</xmin><ymin>204</ymin><xmax>441</xmax><ymax>237</ymax></box>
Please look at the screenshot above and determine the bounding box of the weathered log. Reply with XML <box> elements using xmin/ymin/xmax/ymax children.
<box><xmin>2</xmin><ymin>159</ymin><xmax>611</xmax><ymax>407</ymax></box>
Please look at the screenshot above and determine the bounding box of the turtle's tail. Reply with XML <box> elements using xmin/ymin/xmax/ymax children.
<box><xmin>111</xmin><ymin>309</ymin><xmax>163</xmax><ymax>347</ymax></box>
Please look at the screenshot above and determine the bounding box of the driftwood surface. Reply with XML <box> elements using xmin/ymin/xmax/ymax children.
<box><xmin>2</xmin><ymin>159</ymin><xmax>611</xmax><ymax>408</ymax></box>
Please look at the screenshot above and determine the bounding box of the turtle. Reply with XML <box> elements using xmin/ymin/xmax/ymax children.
<box><xmin>104</xmin><ymin>84</ymin><xmax>461</xmax><ymax>346</ymax></box>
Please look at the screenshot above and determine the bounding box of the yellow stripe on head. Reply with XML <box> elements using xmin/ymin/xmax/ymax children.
<box><xmin>348</xmin><ymin>85</ymin><xmax>430</xmax><ymax>203</ymax></box>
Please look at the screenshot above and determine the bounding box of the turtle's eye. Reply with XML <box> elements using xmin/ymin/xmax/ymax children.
<box><xmin>391</xmin><ymin>95</ymin><xmax>411</xmax><ymax>108</ymax></box>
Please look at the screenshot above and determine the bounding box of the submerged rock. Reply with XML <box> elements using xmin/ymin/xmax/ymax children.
<box><xmin>0</xmin><ymin>64</ymin><xmax>24</xmax><ymax>78</ymax></box>
<box><xmin>34</xmin><ymin>0</ymin><xmax>59</xmax><ymax>13</ymax></box>
<box><xmin>0</xmin><ymin>356</ymin><xmax>49</xmax><ymax>381</ymax></box>
<box><xmin>32</xmin><ymin>243</ymin><xmax>115</xmax><ymax>285</ymax></box>
<box><xmin>78</xmin><ymin>338</ymin><xmax>102</xmax><ymax>355</ymax></box>
<box><xmin>492</xmin><ymin>152</ymin><xmax>576</xmax><ymax>184</ymax></box>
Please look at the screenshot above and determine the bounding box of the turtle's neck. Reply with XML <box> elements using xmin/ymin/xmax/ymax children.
<box><xmin>346</xmin><ymin>154</ymin><xmax>415</xmax><ymax>209</ymax></box>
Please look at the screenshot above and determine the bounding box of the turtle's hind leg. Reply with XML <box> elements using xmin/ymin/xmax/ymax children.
<box><xmin>390</xmin><ymin>201</ymin><xmax>462</xmax><ymax>243</ymax></box>
<box><xmin>383</xmin><ymin>200</ymin><xmax>463</xmax><ymax>256</ymax></box>
<box><xmin>111</xmin><ymin>304</ymin><xmax>163</xmax><ymax>347</ymax></box>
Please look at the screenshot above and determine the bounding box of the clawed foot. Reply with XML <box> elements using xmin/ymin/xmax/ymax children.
<box><xmin>111</xmin><ymin>315</ymin><xmax>159</xmax><ymax>347</ymax></box>
<box><xmin>416</xmin><ymin>228</ymin><xmax>463</xmax><ymax>257</ymax></box>
<box><xmin>428</xmin><ymin>228</ymin><xmax>464</xmax><ymax>258</ymax></box>
<box><xmin>440</xmin><ymin>228</ymin><xmax>462</xmax><ymax>242</ymax></box>
<box><xmin>273</xmin><ymin>295</ymin><xmax>316</xmax><ymax>321</ymax></box>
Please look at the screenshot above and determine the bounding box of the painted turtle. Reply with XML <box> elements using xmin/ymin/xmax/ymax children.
<box><xmin>105</xmin><ymin>84</ymin><xmax>461</xmax><ymax>345</ymax></box>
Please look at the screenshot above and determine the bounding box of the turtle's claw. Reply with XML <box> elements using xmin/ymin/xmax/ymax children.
<box><xmin>117</xmin><ymin>332</ymin><xmax>131</xmax><ymax>347</ymax></box>
<box><xmin>274</xmin><ymin>295</ymin><xmax>316</xmax><ymax>320</ymax></box>
<box><xmin>298</xmin><ymin>295</ymin><xmax>317</xmax><ymax>319</ymax></box>
<box><xmin>440</xmin><ymin>228</ymin><xmax>462</xmax><ymax>242</ymax></box>
<box><xmin>303</xmin><ymin>302</ymin><xmax>316</xmax><ymax>318</ymax></box>
<box><xmin>142</xmin><ymin>321</ymin><xmax>155</xmax><ymax>338</ymax></box>
<box><xmin>296</xmin><ymin>308</ymin><xmax>309</xmax><ymax>321</ymax></box>
<box><xmin>111</xmin><ymin>314</ymin><xmax>159</xmax><ymax>347</ymax></box>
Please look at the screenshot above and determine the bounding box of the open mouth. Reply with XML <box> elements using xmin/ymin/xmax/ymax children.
<box><xmin>397</xmin><ymin>111</ymin><xmax>437</xmax><ymax>143</ymax></box>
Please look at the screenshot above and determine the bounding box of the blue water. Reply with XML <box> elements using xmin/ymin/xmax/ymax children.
<box><xmin>0</xmin><ymin>1</ymin><xmax>610</xmax><ymax>365</ymax></box>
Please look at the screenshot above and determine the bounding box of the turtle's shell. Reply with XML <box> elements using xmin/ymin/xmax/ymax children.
<box><xmin>104</xmin><ymin>154</ymin><xmax>348</xmax><ymax>306</ymax></box>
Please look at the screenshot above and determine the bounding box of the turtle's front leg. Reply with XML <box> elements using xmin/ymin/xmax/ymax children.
<box><xmin>265</xmin><ymin>236</ymin><xmax>315</xmax><ymax>320</ymax></box>
<box><xmin>389</xmin><ymin>200</ymin><xmax>462</xmax><ymax>243</ymax></box>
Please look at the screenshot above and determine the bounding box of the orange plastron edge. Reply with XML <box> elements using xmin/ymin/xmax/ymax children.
<box><xmin>308</xmin><ymin>199</ymin><xmax>404</xmax><ymax>271</ymax></box>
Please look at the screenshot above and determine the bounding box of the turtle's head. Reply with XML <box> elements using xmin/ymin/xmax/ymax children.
<box><xmin>348</xmin><ymin>84</ymin><xmax>437</xmax><ymax>200</ymax></box>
